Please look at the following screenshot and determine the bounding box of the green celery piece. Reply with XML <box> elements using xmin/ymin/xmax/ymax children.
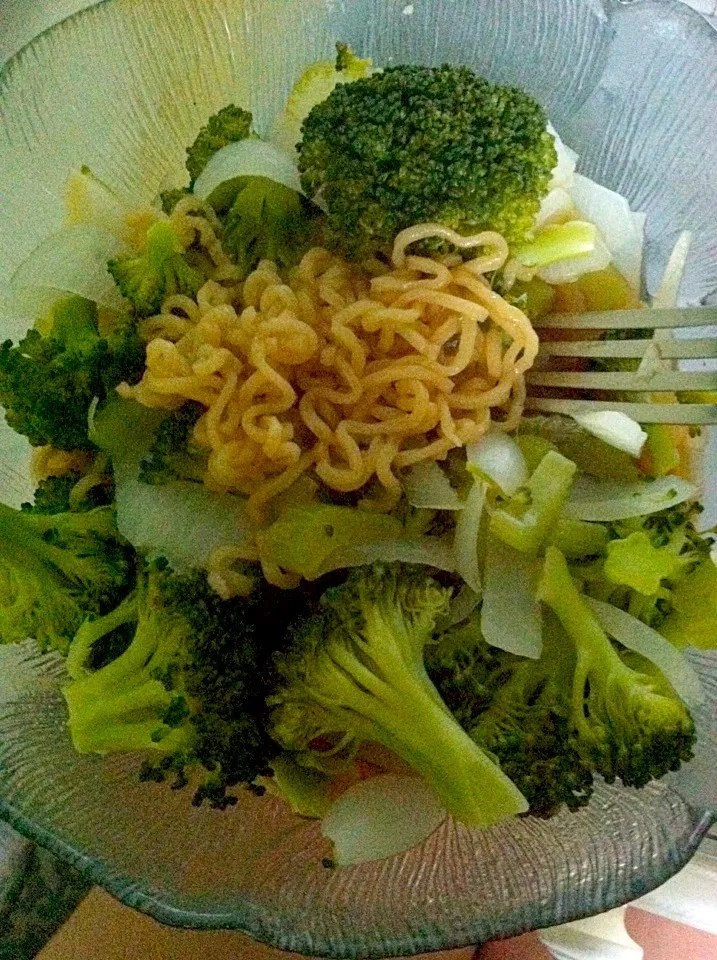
<box><xmin>512</xmin><ymin>221</ymin><xmax>596</xmax><ymax>268</ymax></box>
<box><xmin>516</xmin><ymin>434</ymin><xmax>558</xmax><ymax>475</ymax></box>
<box><xmin>604</xmin><ymin>531</ymin><xmax>681</xmax><ymax>596</ymax></box>
<box><xmin>256</xmin><ymin>504</ymin><xmax>403</xmax><ymax>579</ymax></box>
<box><xmin>550</xmin><ymin>518</ymin><xmax>609</xmax><ymax>559</ymax></box>
<box><xmin>490</xmin><ymin>450</ymin><xmax>577</xmax><ymax>554</ymax></box>
<box><xmin>660</xmin><ymin>559</ymin><xmax>717</xmax><ymax>650</ymax></box>
<box><xmin>644</xmin><ymin>425</ymin><xmax>681</xmax><ymax>478</ymax></box>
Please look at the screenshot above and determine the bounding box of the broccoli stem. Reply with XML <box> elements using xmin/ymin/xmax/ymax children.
<box><xmin>66</xmin><ymin>592</ymin><xmax>138</xmax><ymax>680</ymax></box>
<box><xmin>315</xmin><ymin>650</ymin><xmax>528</xmax><ymax>827</ymax></box>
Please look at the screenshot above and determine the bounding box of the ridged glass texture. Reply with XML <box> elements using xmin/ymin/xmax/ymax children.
<box><xmin>0</xmin><ymin>0</ymin><xmax>715</xmax><ymax>955</ymax></box>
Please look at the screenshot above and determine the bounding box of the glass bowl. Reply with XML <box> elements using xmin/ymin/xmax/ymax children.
<box><xmin>0</xmin><ymin>0</ymin><xmax>716</xmax><ymax>955</ymax></box>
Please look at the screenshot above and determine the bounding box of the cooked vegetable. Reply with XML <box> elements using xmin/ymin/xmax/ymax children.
<box><xmin>581</xmin><ymin>501</ymin><xmax>714</xmax><ymax>628</ymax></box>
<box><xmin>427</xmin><ymin>614</ymin><xmax>594</xmax><ymax>817</ymax></box>
<box><xmin>221</xmin><ymin>176</ymin><xmax>316</xmax><ymax>276</ymax></box>
<box><xmin>268</xmin><ymin>564</ymin><xmax>528</xmax><ymax>826</ymax></box>
<box><xmin>298</xmin><ymin>64</ymin><xmax>557</xmax><ymax>258</ymax></box>
<box><xmin>107</xmin><ymin>221</ymin><xmax>204</xmax><ymax>317</ymax></box>
<box><xmin>490</xmin><ymin>449</ymin><xmax>577</xmax><ymax>554</ymax></box>
<box><xmin>139</xmin><ymin>402</ymin><xmax>206</xmax><ymax>486</ymax></box>
<box><xmin>0</xmin><ymin>500</ymin><xmax>133</xmax><ymax>654</ymax></box>
<box><xmin>538</xmin><ymin>547</ymin><xmax>695</xmax><ymax>788</ymax></box>
<box><xmin>64</xmin><ymin>566</ymin><xmax>296</xmax><ymax>808</ymax></box>
<box><xmin>185</xmin><ymin>104</ymin><xmax>253</xmax><ymax>187</ymax></box>
<box><xmin>0</xmin><ymin>296</ymin><xmax>144</xmax><ymax>450</ymax></box>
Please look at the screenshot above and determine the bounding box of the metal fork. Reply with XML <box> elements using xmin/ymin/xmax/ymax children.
<box><xmin>525</xmin><ymin>307</ymin><xmax>717</xmax><ymax>423</ymax></box>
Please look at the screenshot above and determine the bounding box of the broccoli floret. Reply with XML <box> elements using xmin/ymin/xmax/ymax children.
<box><xmin>221</xmin><ymin>177</ymin><xmax>318</xmax><ymax>277</ymax></box>
<box><xmin>0</xmin><ymin>296</ymin><xmax>144</xmax><ymax>450</ymax></box>
<box><xmin>63</xmin><ymin>567</ymin><xmax>296</xmax><ymax>808</ymax></box>
<box><xmin>21</xmin><ymin>472</ymin><xmax>114</xmax><ymax>515</ymax></box>
<box><xmin>0</xmin><ymin>501</ymin><xmax>133</xmax><ymax>654</ymax></box>
<box><xmin>581</xmin><ymin>502</ymin><xmax>713</xmax><ymax>629</ymax></box>
<box><xmin>159</xmin><ymin>187</ymin><xmax>190</xmax><ymax>215</ymax></box>
<box><xmin>427</xmin><ymin>614</ymin><xmax>594</xmax><ymax>817</ymax></box>
<box><xmin>538</xmin><ymin>547</ymin><xmax>696</xmax><ymax>788</ymax></box>
<box><xmin>138</xmin><ymin>402</ymin><xmax>206</xmax><ymax>485</ymax></box>
<box><xmin>268</xmin><ymin>564</ymin><xmax>528</xmax><ymax>827</ymax></box>
<box><xmin>185</xmin><ymin>104</ymin><xmax>253</xmax><ymax>186</ymax></box>
<box><xmin>298</xmin><ymin>64</ymin><xmax>556</xmax><ymax>259</ymax></box>
<box><xmin>108</xmin><ymin>221</ymin><xmax>204</xmax><ymax>317</ymax></box>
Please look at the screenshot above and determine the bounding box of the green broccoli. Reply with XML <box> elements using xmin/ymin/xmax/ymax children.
<box><xmin>298</xmin><ymin>64</ymin><xmax>557</xmax><ymax>259</ymax></box>
<box><xmin>0</xmin><ymin>500</ymin><xmax>133</xmax><ymax>654</ymax></box>
<box><xmin>579</xmin><ymin>502</ymin><xmax>713</xmax><ymax>629</ymax></box>
<box><xmin>0</xmin><ymin>296</ymin><xmax>144</xmax><ymax>450</ymax></box>
<box><xmin>538</xmin><ymin>546</ymin><xmax>695</xmax><ymax>788</ymax></box>
<box><xmin>268</xmin><ymin>564</ymin><xmax>528</xmax><ymax>827</ymax></box>
<box><xmin>159</xmin><ymin>187</ymin><xmax>190</xmax><ymax>215</ymax></box>
<box><xmin>108</xmin><ymin>221</ymin><xmax>204</xmax><ymax>317</ymax></box>
<box><xmin>138</xmin><ymin>401</ymin><xmax>206</xmax><ymax>485</ymax></box>
<box><xmin>63</xmin><ymin>566</ymin><xmax>298</xmax><ymax>808</ymax></box>
<box><xmin>427</xmin><ymin>614</ymin><xmax>594</xmax><ymax>817</ymax></box>
<box><xmin>185</xmin><ymin>104</ymin><xmax>253</xmax><ymax>186</ymax></box>
<box><xmin>221</xmin><ymin>176</ymin><xmax>318</xmax><ymax>277</ymax></box>
<box><xmin>22</xmin><ymin>472</ymin><xmax>114</xmax><ymax>515</ymax></box>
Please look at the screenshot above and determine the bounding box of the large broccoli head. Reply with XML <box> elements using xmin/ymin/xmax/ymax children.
<box><xmin>298</xmin><ymin>64</ymin><xmax>557</xmax><ymax>259</ymax></box>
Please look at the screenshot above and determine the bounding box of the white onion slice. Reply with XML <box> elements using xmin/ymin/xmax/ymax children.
<box><xmin>481</xmin><ymin>536</ymin><xmax>543</xmax><ymax>659</ymax></box>
<box><xmin>453</xmin><ymin>478</ymin><xmax>487</xmax><ymax>593</ymax></box>
<box><xmin>466</xmin><ymin>432</ymin><xmax>528</xmax><ymax>497</ymax></box>
<box><xmin>112</xmin><ymin>462</ymin><xmax>254</xmax><ymax>571</ymax></box>
<box><xmin>535</xmin><ymin>187</ymin><xmax>576</xmax><ymax>229</ymax></box>
<box><xmin>570</xmin><ymin>411</ymin><xmax>647</xmax><ymax>458</ymax></box>
<box><xmin>652</xmin><ymin>230</ymin><xmax>693</xmax><ymax>310</ymax></box>
<box><xmin>10</xmin><ymin>225</ymin><xmax>129</xmax><ymax>313</ymax></box>
<box><xmin>564</xmin><ymin>475</ymin><xmax>695</xmax><ymax>522</ymax></box>
<box><xmin>192</xmin><ymin>139</ymin><xmax>303</xmax><ymax>201</ymax></box>
<box><xmin>321</xmin><ymin>774</ymin><xmax>445</xmax><ymax>866</ymax></box>
<box><xmin>402</xmin><ymin>461</ymin><xmax>463</xmax><ymax>510</ymax></box>
<box><xmin>315</xmin><ymin>536</ymin><xmax>457</xmax><ymax>578</ymax></box>
<box><xmin>568</xmin><ymin>173</ymin><xmax>646</xmax><ymax>291</ymax></box>
<box><xmin>586</xmin><ymin>597</ymin><xmax>704</xmax><ymax>707</ymax></box>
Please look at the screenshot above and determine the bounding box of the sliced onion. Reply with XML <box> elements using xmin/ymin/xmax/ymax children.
<box><xmin>535</xmin><ymin>187</ymin><xmax>576</xmax><ymax>229</ymax></box>
<box><xmin>567</xmin><ymin>173</ymin><xmax>645</xmax><ymax>291</ymax></box>
<box><xmin>0</xmin><ymin>286</ymin><xmax>65</xmax><ymax>341</ymax></box>
<box><xmin>113</xmin><ymin>461</ymin><xmax>254</xmax><ymax>571</ymax></box>
<box><xmin>10</xmin><ymin>225</ymin><xmax>129</xmax><ymax>313</ymax></box>
<box><xmin>564</xmin><ymin>475</ymin><xmax>695</xmax><ymax>522</ymax></box>
<box><xmin>466</xmin><ymin>433</ymin><xmax>527</xmax><ymax>497</ymax></box>
<box><xmin>192</xmin><ymin>139</ymin><xmax>303</xmax><ymax>201</ymax></box>
<box><xmin>652</xmin><ymin>231</ymin><xmax>693</xmax><ymax>309</ymax></box>
<box><xmin>481</xmin><ymin>536</ymin><xmax>543</xmax><ymax>659</ymax></box>
<box><xmin>402</xmin><ymin>461</ymin><xmax>463</xmax><ymax>510</ymax></box>
<box><xmin>570</xmin><ymin>411</ymin><xmax>647</xmax><ymax>458</ymax></box>
<box><xmin>321</xmin><ymin>774</ymin><xmax>445</xmax><ymax>867</ymax></box>
<box><xmin>315</xmin><ymin>536</ymin><xmax>457</xmax><ymax>578</ymax></box>
<box><xmin>453</xmin><ymin>478</ymin><xmax>487</xmax><ymax>594</ymax></box>
<box><xmin>586</xmin><ymin>597</ymin><xmax>704</xmax><ymax>707</ymax></box>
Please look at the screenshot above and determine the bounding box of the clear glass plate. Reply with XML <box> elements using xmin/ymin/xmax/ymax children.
<box><xmin>0</xmin><ymin>0</ymin><xmax>715</xmax><ymax>955</ymax></box>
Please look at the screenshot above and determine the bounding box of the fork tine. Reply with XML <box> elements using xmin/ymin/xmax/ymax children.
<box><xmin>524</xmin><ymin>398</ymin><xmax>717</xmax><ymax>424</ymax></box>
<box><xmin>526</xmin><ymin>371</ymin><xmax>717</xmax><ymax>391</ymax></box>
<box><xmin>536</xmin><ymin>338</ymin><xmax>717</xmax><ymax>360</ymax></box>
<box><xmin>530</xmin><ymin>307</ymin><xmax>717</xmax><ymax>330</ymax></box>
